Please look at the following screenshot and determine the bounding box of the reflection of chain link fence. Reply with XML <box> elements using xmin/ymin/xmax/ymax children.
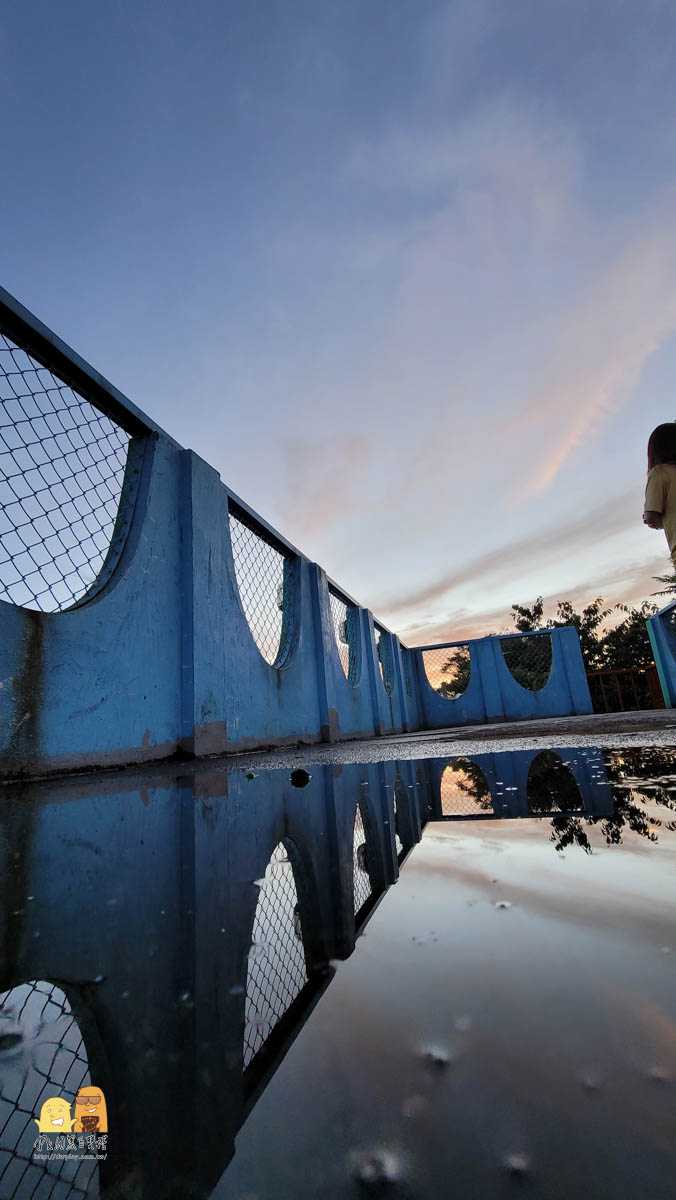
<box><xmin>0</xmin><ymin>980</ymin><xmax>98</xmax><ymax>1199</ymax></box>
<box><xmin>353</xmin><ymin>804</ymin><xmax>372</xmax><ymax>914</ymax></box>
<box><xmin>499</xmin><ymin>633</ymin><xmax>552</xmax><ymax>691</ymax></box>
<box><xmin>0</xmin><ymin>330</ymin><xmax>133</xmax><ymax>612</ymax></box>
<box><xmin>422</xmin><ymin>645</ymin><xmax>471</xmax><ymax>699</ymax></box>
<box><xmin>393</xmin><ymin>781</ymin><xmax>405</xmax><ymax>855</ymax></box>
<box><xmin>229</xmin><ymin>507</ymin><xmax>294</xmax><ymax>667</ymax></box>
<box><xmin>527</xmin><ymin>752</ymin><xmax>584</xmax><ymax>813</ymax></box>
<box><xmin>244</xmin><ymin>842</ymin><xmax>308</xmax><ymax>1069</ymax></box>
<box><xmin>328</xmin><ymin>588</ymin><xmax>359</xmax><ymax>684</ymax></box>
<box><xmin>440</xmin><ymin>760</ymin><xmax>493</xmax><ymax>815</ymax></box>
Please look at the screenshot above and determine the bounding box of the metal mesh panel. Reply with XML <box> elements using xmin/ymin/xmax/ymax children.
<box><xmin>0</xmin><ymin>981</ymin><xmax>99</xmax><ymax>1199</ymax></box>
<box><xmin>0</xmin><ymin>331</ymin><xmax>132</xmax><ymax>611</ymax></box>
<box><xmin>500</xmin><ymin>633</ymin><xmax>552</xmax><ymax>691</ymax></box>
<box><xmin>527</xmin><ymin>751</ymin><xmax>584</xmax><ymax>813</ymax></box>
<box><xmin>402</xmin><ymin>652</ymin><xmax>415</xmax><ymax>700</ymax></box>
<box><xmin>422</xmin><ymin>645</ymin><xmax>471</xmax><ymax>699</ymax></box>
<box><xmin>374</xmin><ymin>627</ymin><xmax>393</xmax><ymax>694</ymax></box>
<box><xmin>243</xmin><ymin>841</ymin><xmax>308</xmax><ymax>1069</ymax></box>
<box><xmin>328</xmin><ymin>588</ymin><xmax>359</xmax><ymax>684</ymax></box>
<box><xmin>229</xmin><ymin>509</ymin><xmax>294</xmax><ymax>667</ymax></box>
<box><xmin>440</xmin><ymin>759</ymin><xmax>493</xmax><ymax>815</ymax></box>
<box><xmin>353</xmin><ymin>804</ymin><xmax>372</xmax><ymax>914</ymax></box>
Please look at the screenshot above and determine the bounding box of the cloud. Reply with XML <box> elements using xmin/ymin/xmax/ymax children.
<box><xmin>376</xmin><ymin>488</ymin><xmax>644</xmax><ymax>617</ymax></box>
<box><xmin>276</xmin><ymin>432</ymin><xmax>371</xmax><ymax>541</ymax></box>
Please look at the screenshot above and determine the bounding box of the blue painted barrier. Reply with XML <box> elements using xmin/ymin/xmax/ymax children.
<box><xmin>410</xmin><ymin>627</ymin><xmax>592</xmax><ymax>731</ymax></box>
<box><xmin>646</xmin><ymin>599</ymin><xmax>676</xmax><ymax>707</ymax></box>
<box><xmin>0</xmin><ymin>287</ymin><xmax>593</xmax><ymax>779</ymax></box>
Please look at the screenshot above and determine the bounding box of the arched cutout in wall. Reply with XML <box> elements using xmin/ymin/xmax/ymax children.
<box><xmin>352</xmin><ymin>803</ymin><xmax>373</xmax><ymax>915</ymax></box>
<box><xmin>393</xmin><ymin>780</ymin><xmax>406</xmax><ymax>856</ymax></box>
<box><xmin>228</xmin><ymin>507</ymin><xmax>296</xmax><ymax>668</ymax></box>
<box><xmin>500</xmin><ymin>634</ymin><xmax>552</xmax><ymax>692</ymax></box>
<box><xmin>374</xmin><ymin>627</ymin><xmax>394</xmax><ymax>694</ymax></box>
<box><xmin>440</xmin><ymin>759</ymin><xmax>493</xmax><ymax>816</ymax></box>
<box><xmin>527</xmin><ymin>751</ymin><xmax>584</xmax><ymax>813</ymax></box>
<box><xmin>422</xmin><ymin>646</ymin><xmax>471</xmax><ymax>699</ymax></box>
<box><xmin>0</xmin><ymin>331</ymin><xmax>138</xmax><ymax>613</ymax></box>
<box><xmin>243</xmin><ymin>840</ymin><xmax>309</xmax><ymax>1069</ymax></box>
<box><xmin>0</xmin><ymin>980</ymin><xmax>100</xmax><ymax>1196</ymax></box>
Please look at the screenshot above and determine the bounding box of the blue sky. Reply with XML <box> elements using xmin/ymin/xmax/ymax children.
<box><xmin>3</xmin><ymin>0</ymin><xmax>676</xmax><ymax>642</ymax></box>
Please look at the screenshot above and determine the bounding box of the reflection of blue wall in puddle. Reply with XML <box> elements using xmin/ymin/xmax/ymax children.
<box><xmin>646</xmin><ymin>600</ymin><xmax>676</xmax><ymax>708</ymax></box>
<box><xmin>425</xmin><ymin>747</ymin><xmax>614</xmax><ymax>819</ymax></box>
<box><xmin>0</xmin><ymin>759</ymin><xmax>428</xmax><ymax>1198</ymax></box>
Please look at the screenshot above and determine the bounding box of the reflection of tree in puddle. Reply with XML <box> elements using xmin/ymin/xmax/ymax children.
<box><xmin>440</xmin><ymin>760</ymin><xmax>492</xmax><ymax>816</ymax></box>
<box><xmin>550</xmin><ymin>748</ymin><xmax>676</xmax><ymax>854</ymax></box>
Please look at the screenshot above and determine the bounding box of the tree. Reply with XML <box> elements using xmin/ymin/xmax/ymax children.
<box><xmin>600</xmin><ymin>601</ymin><xmax>658</xmax><ymax>669</ymax></box>
<box><xmin>506</xmin><ymin>594</ymin><xmax>657</xmax><ymax>672</ymax></box>
<box><xmin>651</xmin><ymin>570</ymin><xmax>676</xmax><ymax>599</ymax></box>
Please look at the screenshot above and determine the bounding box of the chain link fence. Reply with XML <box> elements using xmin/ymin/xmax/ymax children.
<box><xmin>402</xmin><ymin>652</ymin><xmax>415</xmax><ymax>700</ymax></box>
<box><xmin>352</xmin><ymin>804</ymin><xmax>373</xmax><ymax>914</ymax></box>
<box><xmin>0</xmin><ymin>331</ymin><xmax>134</xmax><ymax>612</ymax></box>
<box><xmin>422</xmin><ymin>645</ymin><xmax>471</xmax><ymax>699</ymax></box>
<box><xmin>374</xmin><ymin>626</ymin><xmax>393</xmax><ymax>694</ymax></box>
<box><xmin>229</xmin><ymin>507</ymin><xmax>295</xmax><ymax>668</ymax></box>
<box><xmin>499</xmin><ymin>633</ymin><xmax>552</xmax><ymax>691</ymax></box>
<box><xmin>440</xmin><ymin>759</ymin><xmax>493</xmax><ymax>816</ymax></box>
<box><xmin>328</xmin><ymin>587</ymin><xmax>359</xmax><ymax>684</ymax></box>
<box><xmin>526</xmin><ymin>751</ymin><xmax>584</xmax><ymax>813</ymax></box>
<box><xmin>0</xmin><ymin>980</ymin><xmax>99</xmax><ymax>1199</ymax></box>
<box><xmin>243</xmin><ymin>841</ymin><xmax>308</xmax><ymax>1069</ymax></box>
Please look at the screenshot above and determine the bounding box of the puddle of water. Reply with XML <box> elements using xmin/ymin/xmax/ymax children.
<box><xmin>0</xmin><ymin>745</ymin><xmax>674</xmax><ymax>1198</ymax></box>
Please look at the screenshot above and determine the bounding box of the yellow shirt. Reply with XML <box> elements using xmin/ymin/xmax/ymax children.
<box><xmin>645</xmin><ymin>463</ymin><xmax>676</xmax><ymax>557</ymax></box>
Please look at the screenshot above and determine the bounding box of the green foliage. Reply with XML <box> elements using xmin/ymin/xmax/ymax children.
<box><xmin>652</xmin><ymin>571</ymin><xmax>676</xmax><ymax>598</ymax></box>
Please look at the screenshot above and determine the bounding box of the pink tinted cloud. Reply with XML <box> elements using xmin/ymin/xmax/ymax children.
<box><xmin>398</xmin><ymin>554</ymin><xmax>668</xmax><ymax>647</ymax></box>
<box><xmin>507</xmin><ymin>224</ymin><xmax>676</xmax><ymax>499</ymax></box>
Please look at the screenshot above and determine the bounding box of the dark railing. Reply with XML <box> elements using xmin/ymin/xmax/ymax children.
<box><xmin>586</xmin><ymin>665</ymin><xmax>665</xmax><ymax>713</ymax></box>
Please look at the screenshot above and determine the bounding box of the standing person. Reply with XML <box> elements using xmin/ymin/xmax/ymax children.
<box><xmin>643</xmin><ymin>422</ymin><xmax>676</xmax><ymax>571</ymax></box>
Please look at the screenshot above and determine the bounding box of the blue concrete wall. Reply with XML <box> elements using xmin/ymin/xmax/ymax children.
<box><xmin>0</xmin><ymin>289</ymin><xmax>592</xmax><ymax>779</ymax></box>
<box><xmin>646</xmin><ymin>600</ymin><xmax>676</xmax><ymax>707</ymax></box>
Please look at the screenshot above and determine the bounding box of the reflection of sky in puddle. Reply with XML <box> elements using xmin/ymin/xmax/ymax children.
<box><xmin>217</xmin><ymin>747</ymin><xmax>676</xmax><ymax>1200</ymax></box>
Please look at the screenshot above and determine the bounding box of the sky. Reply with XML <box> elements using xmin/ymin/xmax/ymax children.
<box><xmin>3</xmin><ymin>0</ymin><xmax>676</xmax><ymax>645</ymax></box>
